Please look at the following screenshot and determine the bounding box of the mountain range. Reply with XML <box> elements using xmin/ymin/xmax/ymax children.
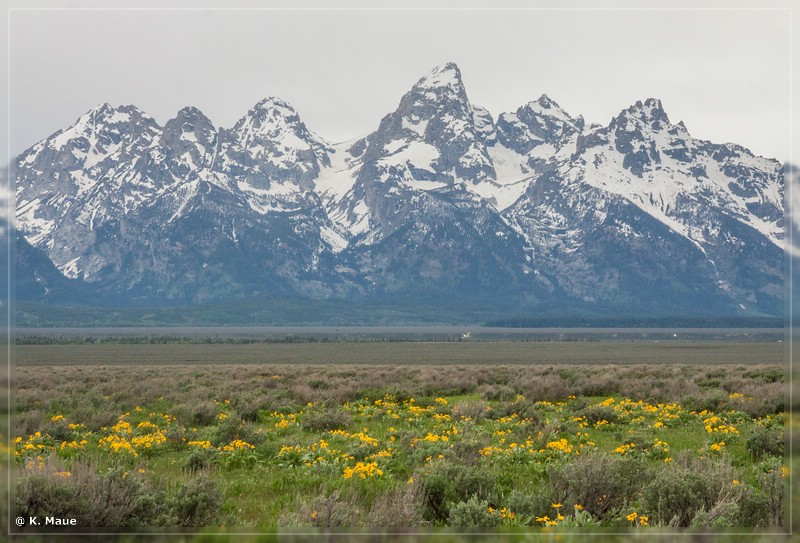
<box><xmin>14</xmin><ymin>63</ymin><xmax>785</xmax><ymax>321</ymax></box>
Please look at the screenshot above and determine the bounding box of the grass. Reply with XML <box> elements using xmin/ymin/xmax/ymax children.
<box><xmin>9</xmin><ymin>341</ymin><xmax>790</xmax><ymax>531</ymax></box>
<box><xmin>15</xmin><ymin>340</ymin><xmax>784</xmax><ymax>366</ymax></box>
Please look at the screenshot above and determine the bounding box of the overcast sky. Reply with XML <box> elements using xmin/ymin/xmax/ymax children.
<box><xmin>5</xmin><ymin>5</ymin><xmax>794</xmax><ymax>163</ymax></box>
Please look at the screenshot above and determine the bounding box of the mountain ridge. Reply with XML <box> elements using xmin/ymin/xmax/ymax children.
<box><xmin>14</xmin><ymin>63</ymin><xmax>784</xmax><ymax>318</ymax></box>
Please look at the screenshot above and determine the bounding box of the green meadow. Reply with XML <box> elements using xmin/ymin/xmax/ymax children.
<box><xmin>11</xmin><ymin>341</ymin><xmax>788</xmax><ymax>530</ymax></box>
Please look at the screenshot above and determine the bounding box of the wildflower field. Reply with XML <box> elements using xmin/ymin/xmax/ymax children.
<box><xmin>12</xmin><ymin>340</ymin><xmax>789</xmax><ymax>530</ymax></box>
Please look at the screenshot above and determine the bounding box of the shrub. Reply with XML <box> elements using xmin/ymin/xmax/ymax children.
<box><xmin>418</xmin><ymin>460</ymin><xmax>497</xmax><ymax>522</ymax></box>
<box><xmin>578</xmin><ymin>378</ymin><xmax>616</xmax><ymax>398</ymax></box>
<box><xmin>690</xmin><ymin>499</ymin><xmax>741</xmax><ymax>528</ymax></box>
<box><xmin>743</xmin><ymin>367</ymin><xmax>783</xmax><ymax>383</ymax></box>
<box><xmin>683</xmin><ymin>390</ymin><xmax>727</xmax><ymax>413</ymax></box>
<box><xmin>645</xmin><ymin>469</ymin><xmax>708</xmax><ymax>526</ymax></box>
<box><xmin>163</xmin><ymin>423</ymin><xmax>188</xmax><ymax>449</ymax></box>
<box><xmin>15</xmin><ymin>459</ymin><xmax>173</xmax><ymax>527</ymax></box>
<box><xmin>451</xmin><ymin>400</ymin><xmax>489</xmax><ymax>422</ymax></box>
<box><xmin>15</xmin><ymin>410</ymin><xmax>44</xmax><ymax>438</ymax></box>
<box><xmin>302</xmin><ymin>408</ymin><xmax>351</xmax><ymax>432</ymax></box>
<box><xmin>308</xmin><ymin>379</ymin><xmax>330</xmax><ymax>390</ymax></box>
<box><xmin>41</xmin><ymin>418</ymin><xmax>72</xmax><ymax>442</ymax></box>
<box><xmin>191</xmin><ymin>402</ymin><xmax>220</xmax><ymax>426</ymax></box>
<box><xmin>233</xmin><ymin>393</ymin><xmax>271</xmax><ymax>422</ymax></box>
<box><xmin>548</xmin><ymin>452</ymin><xmax>650</xmax><ymax>520</ymax></box>
<box><xmin>738</xmin><ymin>484</ymin><xmax>773</xmax><ymax>527</ymax></box>
<box><xmin>86</xmin><ymin>410</ymin><xmax>119</xmax><ymax>432</ymax></box>
<box><xmin>169</xmin><ymin>475</ymin><xmax>223</xmax><ymax>527</ymax></box>
<box><xmin>643</xmin><ymin>454</ymin><xmax>737</xmax><ymax>527</ymax></box>
<box><xmin>173</xmin><ymin>401</ymin><xmax>219</xmax><ymax>427</ymax></box>
<box><xmin>450</xmin><ymin>437</ymin><xmax>489</xmax><ymax>465</ymax></box>
<box><xmin>490</xmin><ymin>399</ymin><xmax>539</xmax><ymax>423</ymax></box>
<box><xmin>282</xmin><ymin>489</ymin><xmax>362</xmax><ymax>527</ymax></box>
<box><xmin>578</xmin><ymin>404</ymin><xmax>620</xmax><ymax>425</ymax></box>
<box><xmin>479</xmin><ymin>384</ymin><xmax>516</xmax><ymax>402</ymax></box>
<box><xmin>210</xmin><ymin>413</ymin><xmax>247</xmax><ymax>445</ymax></box>
<box><xmin>503</xmin><ymin>489</ymin><xmax>552</xmax><ymax>518</ymax></box>
<box><xmin>746</xmin><ymin>427</ymin><xmax>784</xmax><ymax>459</ymax></box>
<box><xmin>183</xmin><ymin>447</ymin><xmax>216</xmax><ymax>472</ymax></box>
<box><xmin>754</xmin><ymin>458</ymin><xmax>785</xmax><ymax>527</ymax></box>
<box><xmin>367</xmin><ymin>481</ymin><xmax>426</xmax><ymax>527</ymax></box>
<box><xmin>448</xmin><ymin>496</ymin><xmax>500</xmax><ymax>527</ymax></box>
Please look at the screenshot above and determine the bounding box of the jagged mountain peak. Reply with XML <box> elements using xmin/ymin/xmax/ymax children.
<box><xmin>218</xmin><ymin>95</ymin><xmax>331</xmax><ymax>188</ymax></box>
<box><xmin>86</xmin><ymin>101</ymin><xmax>114</xmax><ymax>116</ymax></box>
<box><xmin>77</xmin><ymin>102</ymin><xmax>142</xmax><ymax>118</ymax></box>
<box><xmin>165</xmin><ymin>107</ymin><xmax>216</xmax><ymax>138</ymax></box>
<box><xmin>496</xmin><ymin>93</ymin><xmax>583</xmax><ymax>159</ymax></box>
<box><xmin>161</xmin><ymin>107</ymin><xmax>218</xmax><ymax>178</ymax></box>
<box><xmin>643</xmin><ymin>97</ymin><xmax>664</xmax><ymax>109</ymax></box>
<box><xmin>173</xmin><ymin>105</ymin><xmax>211</xmax><ymax>121</ymax></box>
<box><xmin>532</xmin><ymin>94</ymin><xmax>558</xmax><ymax>110</ymax></box>
<box><xmin>612</xmin><ymin>97</ymin><xmax>671</xmax><ymax>131</ymax></box>
<box><xmin>234</xmin><ymin>96</ymin><xmax>306</xmax><ymax>133</ymax></box>
<box><xmin>520</xmin><ymin>95</ymin><xmax>582</xmax><ymax>129</ymax></box>
<box><xmin>357</xmin><ymin>62</ymin><xmax>493</xmax><ymax>188</ymax></box>
<box><xmin>251</xmin><ymin>96</ymin><xmax>298</xmax><ymax>116</ymax></box>
<box><xmin>44</xmin><ymin>103</ymin><xmax>157</xmax><ymax>148</ymax></box>
<box><xmin>229</xmin><ymin>95</ymin><xmax>329</xmax><ymax>153</ymax></box>
<box><xmin>81</xmin><ymin>102</ymin><xmax>153</xmax><ymax>124</ymax></box>
<box><xmin>414</xmin><ymin>62</ymin><xmax>463</xmax><ymax>91</ymax></box>
<box><xmin>401</xmin><ymin>62</ymin><xmax>472</xmax><ymax>117</ymax></box>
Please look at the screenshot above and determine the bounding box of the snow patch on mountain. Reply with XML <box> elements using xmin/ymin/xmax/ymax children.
<box><xmin>378</xmin><ymin>140</ymin><xmax>441</xmax><ymax>173</ymax></box>
<box><xmin>402</xmin><ymin>117</ymin><xmax>429</xmax><ymax>137</ymax></box>
<box><xmin>465</xmin><ymin>144</ymin><xmax>531</xmax><ymax>210</ymax></box>
<box><xmin>60</xmin><ymin>256</ymin><xmax>82</xmax><ymax>279</ymax></box>
<box><xmin>16</xmin><ymin>199</ymin><xmax>52</xmax><ymax>246</ymax></box>
<box><xmin>320</xmin><ymin>225</ymin><xmax>348</xmax><ymax>253</ymax></box>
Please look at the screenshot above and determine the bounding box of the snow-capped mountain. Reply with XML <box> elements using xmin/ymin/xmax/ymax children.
<box><xmin>505</xmin><ymin>97</ymin><xmax>783</xmax><ymax>313</ymax></box>
<box><xmin>14</xmin><ymin>63</ymin><xmax>784</xmax><ymax>317</ymax></box>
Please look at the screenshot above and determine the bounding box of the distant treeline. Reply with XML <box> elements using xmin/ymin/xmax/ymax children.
<box><xmin>15</xmin><ymin>335</ymin><xmax>333</xmax><ymax>345</ymax></box>
<box><xmin>484</xmin><ymin>316</ymin><xmax>785</xmax><ymax>328</ymax></box>
<box><xmin>14</xmin><ymin>335</ymin><xmax>469</xmax><ymax>346</ymax></box>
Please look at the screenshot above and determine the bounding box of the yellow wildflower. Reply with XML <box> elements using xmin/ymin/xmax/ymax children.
<box><xmin>342</xmin><ymin>461</ymin><xmax>383</xmax><ymax>479</ymax></box>
<box><xmin>221</xmin><ymin>439</ymin><xmax>255</xmax><ymax>452</ymax></box>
